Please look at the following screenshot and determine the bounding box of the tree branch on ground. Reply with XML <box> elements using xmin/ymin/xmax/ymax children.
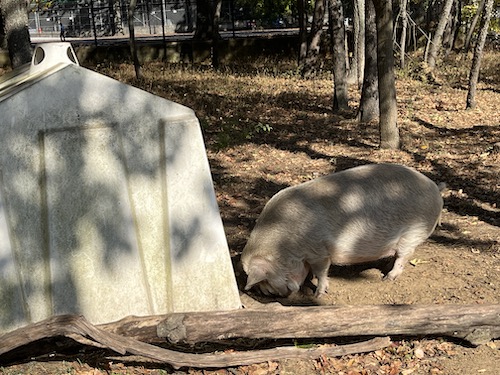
<box><xmin>0</xmin><ymin>314</ymin><xmax>391</xmax><ymax>369</ymax></box>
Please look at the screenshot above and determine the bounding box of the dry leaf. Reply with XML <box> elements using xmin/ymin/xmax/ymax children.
<box><xmin>410</xmin><ymin>258</ymin><xmax>430</xmax><ymax>266</ymax></box>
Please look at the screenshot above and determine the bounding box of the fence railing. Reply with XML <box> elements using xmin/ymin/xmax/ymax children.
<box><xmin>28</xmin><ymin>0</ymin><xmax>295</xmax><ymax>41</ymax></box>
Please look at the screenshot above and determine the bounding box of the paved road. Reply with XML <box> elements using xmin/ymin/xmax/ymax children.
<box><xmin>31</xmin><ymin>28</ymin><xmax>300</xmax><ymax>46</ymax></box>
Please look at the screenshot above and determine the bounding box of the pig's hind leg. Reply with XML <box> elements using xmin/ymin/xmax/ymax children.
<box><xmin>307</xmin><ymin>258</ymin><xmax>332</xmax><ymax>297</ymax></box>
<box><xmin>383</xmin><ymin>229</ymin><xmax>428</xmax><ymax>281</ymax></box>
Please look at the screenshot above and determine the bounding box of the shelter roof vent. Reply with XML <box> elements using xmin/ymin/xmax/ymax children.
<box><xmin>31</xmin><ymin>42</ymin><xmax>79</xmax><ymax>73</ymax></box>
<box><xmin>0</xmin><ymin>42</ymin><xmax>79</xmax><ymax>100</ymax></box>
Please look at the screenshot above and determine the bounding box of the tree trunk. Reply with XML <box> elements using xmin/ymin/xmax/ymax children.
<box><xmin>353</xmin><ymin>0</ymin><xmax>365</xmax><ymax>87</ymax></box>
<box><xmin>212</xmin><ymin>0</ymin><xmax>222</xmax><ymax>69</ymax></box>
<box><xmin>451</xmin><ymin>0</ymin><xmax>463</xmax><ymax>50</ymax></box>
<box><xmin>349</xmin><ymin>2</ymin><xmax>359</xmax><ymax>84</ymax></box>
<box><xmin>329</xmin><ymin>0</ymin><xmax>349</xmax><ymax>112</ymax></box>
<box><xmin>464</xmin><ymin>0</ymin><xmax>486</xmax><ymax>51</ymax></box>
<box><xmin>426</xmin><ymin>0</ymin><xmax>455</xmax><ymax>70</ymax></box>
<box><xmin>0</xmin><ymin>0</ymin><xmax>32</xmax><ymax>68</ymax></box>
<box><xmin>466</xmin><ymin>0</ymin><xmax>494</xmax><ymax>109</ymax></box>
<box><xmin>446</xmin><ymin>0</ymin><xmax>461</xmax><ymax>53</ymax></box>
<box><xmin>128</xmin><ymin>0</ymin><xmax>142</xmax><ymax>79</ymax></box>
<box><xmin>0</xmin><ymin>8</ymin><xmax>5</xmax><ymax>50</ymax></box>
<box><xmin>399</xmin><ymin>0</ymin><xmax>408</xmax><ymax>68</ymax></box>
<box><xmin>194</xmin><ymin>0</ymin><xmax>213</xmax><ymax>40</ymax></box>
<box><xmin>302</xmin><ymin>0</ymin><xmax>326</xmax><ymax>78</ymax></box>
<box><xmin>357</xmin><ymin>0</ymin><xmax>379</xmax><ymax>122</ymax></box>
<box><xmin>113</xmin><ymin>0</ymin><xmax>125</xmax><ymax>35</ymax></box>
<box><xmin>441</xmin><ymin>2</ymin><xmax>454</xmax><ymax>51</ymax></box>
<box><xmin>297</xmin><ymin>0</ymin><xmax>308</xmax><ymax>66</ymax></box>
<box><xmin>373</xmin><ymin>0</ymin><xmax>400</xmax><ymax>149</ymax></box>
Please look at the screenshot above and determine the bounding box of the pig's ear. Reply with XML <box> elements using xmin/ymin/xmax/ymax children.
<box><xmin>245</xmin><ymin>258</ymin><xmax>271</xmax><ymax>290</ymax></box>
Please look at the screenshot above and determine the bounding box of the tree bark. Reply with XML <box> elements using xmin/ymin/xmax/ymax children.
<box><xmin>357</xmin><ymin>0</ymin><xmax>379</xmax><ymax>122</ymax></box>
<box><xmin>2</xmin><ymin>305</ymin><xmax>499</xmax><ymax>367</ymax></box>
<box><xmin>158</xmin><ymin>305</ymin><xmax>500</xmax><ymax>346</ymax></box>
<box><xmin>329</xmin><ymin>0</ymin><xmax>349</xmax><ymax>112</ymax></box>
<box><xmin>464</xmin><ymin>0</ymin><xmax>486</xmax><ymax>51</ymax></box>
<box><xmin>353</xmin><ymin>0</ymin><xmax>365</xmax><ymax>87</ymax></box>
<box><xmin>399</xmin><ymin>0</ymin><xmax>408</xmax><ymax>68</ymax></box>
<box><xmin>446</xmin><ymin>0</ymin><xmax>461</xmax><ymax>53</ymax></box>
<box><xmin>211</xmin><ymin>0</ymin><xmax>222</xmax><ymax>69</ymax></box>
<box><xmin>466</xmin><ymin>0</ymin><xmax>494</xmax><ymax>109</ymax></box>
<box><xmin>0</xmin><ymin>0</ymin><xmax>32</xmax><ymax>68</ymax></box>
<box><xmin>349</xmin><ymin>1</ymin><xmax>359</xmax><ymax>84</ymax></box>
<box><xmin>112</xmin><ymin>0</ymin><xmax>125</xmax><ymax>35</ymax></box>
<box><xmin>128</xmin><ymin>0</ymin><xmax>142</xmax><ymax>79</ymax></box>
<box><xmin>194</xmin><ymin>0</ymin><xmax>213</xmax><ymax>40</ymax></box>
<box><xmin>297</xmin><ymin>0</ymin><xmax>308</xmax><ymax>66</ymax></box>
<box><xmin>373</xmin><ymin>0</ymin><xmax>400</xmax><ymax>149</ymax></box>
<box><xmin>302</xmin><ymin>0</ymin><xmax>326</xmax><ymax>78</ymax></box>
<box><xmin>0</xmin><ymin>10</ymin><xmax>5</xmax><ymax>49</ymax></box>
<box><xmin>426</xmin><ymin>0</ymin><xmax>455</xmax><ymax>70</ymax></box>
<box><xmin>0</xmin><ymin>314</ymin><xmax>390</xmax><ymax>368</ymax></box>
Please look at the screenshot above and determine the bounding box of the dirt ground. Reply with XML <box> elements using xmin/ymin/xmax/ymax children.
<box><xmin>1</xmin><ymin>51</ymin><xmax>499</xmax><ymax>374</ymax></box>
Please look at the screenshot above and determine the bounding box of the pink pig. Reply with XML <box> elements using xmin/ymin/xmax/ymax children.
<box><xmin>241</xmin><ymin>163</ymin><xmax>444</xmax><ymax>297</ymax></box>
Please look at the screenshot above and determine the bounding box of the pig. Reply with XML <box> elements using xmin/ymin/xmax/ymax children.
<box><xmin>241</xmin><ymin>163</ymin><xmax>443</xmax><ymax>298</ymax></box>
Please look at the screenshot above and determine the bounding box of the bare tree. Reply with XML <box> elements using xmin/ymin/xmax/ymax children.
<box><xmin>211</xmin><ymin>0</ymin><xmax>222</xmax><ymax>69</ymax></box>
<box><xmin>426</xmin><ymin>0</ymin><xmax>454</xmax><ymax>70</ymax></box>
<box><xmin>352</xmin><ymin>0</ymin><xmax>365</xmax><ymax>87</ymax></box>
<box><xmin>194</xmin><ymin>0</ymin><xmax>213</xmax><ymax>40</ymax></box>
<box><xmin>373</xmin><ymin>0</ymin><xmax>400</xmax><ymax>149</ymax></box>
<box><xmin>0</xmin><ymin>6</ymin><xmax>5</xmax><ymax>49</ymax></box>
<box><xmin>298</xmin><ymin>0</ymin><xmax>308</xmax><ymax>66</ymax></box>
<box><xmin>192</xmin><ymin>0</ymin><xmax>221</xmax><ymax>68</ymax></box>
<box><xmin>357</xmin><ymin>0</ymin><xmax>379</xmax><ymax>122</ymax></box>
<box><xmin>399</xmin><ymin>0</ymin><xmax>408</xmax><ymax>68</ymax></box>
<box><xmin>329</xmin><ymin>0</ymin><xmax>349</xmax><ymax>112</ymax></box>
<box><xmin>466</xmin><ymin>0</ymin><xmax>494</xmax><ymax>109</ymax></box>
<box><xmin>111</xmin><ymin>0</ymin><xmax>125</xmax><ymax>35</ymax></box>
<box><xmin>302</xmin><ymin>0</ymin><xmax>326</xmax><ymax>78</ymax></box>
<box><xmin>128</xmin><ymin>0</ymin><xmax>142</xmax><ymax>79</ymax></box>
<box><xmin>0</xmin><ymin>0</ymin><xmax>31</xmax><ymax>68</ymax></box>
<box><xmin>464</xmin><ymin>0</ymin><xmax>486</xmax><ymax>51</ymax></box>
<box><xmin>446</xmin><ymin>0</ymin><xmax>462</xmax><ymax>53</ymax></box>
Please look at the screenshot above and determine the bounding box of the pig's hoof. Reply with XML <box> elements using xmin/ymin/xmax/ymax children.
<box><xmin>314</xmin><ymin>287</ymin><xmax>328</xmax><ymax>298</ymax></box>
<box><xmin>383</xmin><ymin>272</ymin><xmax>400</xmax><ymax>281</ymax></box>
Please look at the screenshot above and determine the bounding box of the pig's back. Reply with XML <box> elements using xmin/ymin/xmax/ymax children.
<box><xmin>249</xmin><ymin>164</ymin><xmax>442</xmax><ymax>261</ymax></box>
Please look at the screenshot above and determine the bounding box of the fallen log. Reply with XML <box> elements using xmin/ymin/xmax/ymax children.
<box><xmin>2</xmin><ymin>304</ymin><xmax>499</xmax><ymax>368</ymax></box>
<box><xmin>0</xmin><ymin>314</ymin><xmax>390</xmax><ymax>368</ymax></box>
<box><xmin>98</xmin><ymin>314</ymin><xmax>167</xmax><ymax>344</ymax></box>
<box><xmin>157</xmin><ymin>304</ymin><xmax>500</xmax><ymax>346</ymax></box>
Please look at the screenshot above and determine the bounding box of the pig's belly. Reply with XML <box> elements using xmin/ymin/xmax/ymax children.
<box><xmin>328</xmin><ymin>243</ymin><xmax>398</xmax><ymax>265</ymax></box>
<box><xmin>325</xmin><ymin>221</ymin><xmax>401</xmax><ymax>265</ymax></box>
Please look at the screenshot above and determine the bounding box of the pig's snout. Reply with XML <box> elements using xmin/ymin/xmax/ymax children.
<box><xmin>243</xmin><ymin>257</ymin><xmax>310</xmax><ymax>297</ymax></box>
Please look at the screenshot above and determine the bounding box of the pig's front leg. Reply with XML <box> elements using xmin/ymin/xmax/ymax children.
<box><xmin>308</xmin><ymin>258</ymin><xmax>332</xmax><ymax>297</ymax></box>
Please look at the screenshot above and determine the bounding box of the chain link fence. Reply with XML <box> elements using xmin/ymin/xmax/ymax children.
<box><xmin>28</xmin><ymin>0</ymin><xmax>296</xmax><ymax>40</ymax></box>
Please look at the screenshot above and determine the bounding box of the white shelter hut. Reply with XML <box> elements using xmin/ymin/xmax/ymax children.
<box><xmin>0</xmin><ymin>43</ymin><xmax>241</xmax><ymax>333</ymax></box>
